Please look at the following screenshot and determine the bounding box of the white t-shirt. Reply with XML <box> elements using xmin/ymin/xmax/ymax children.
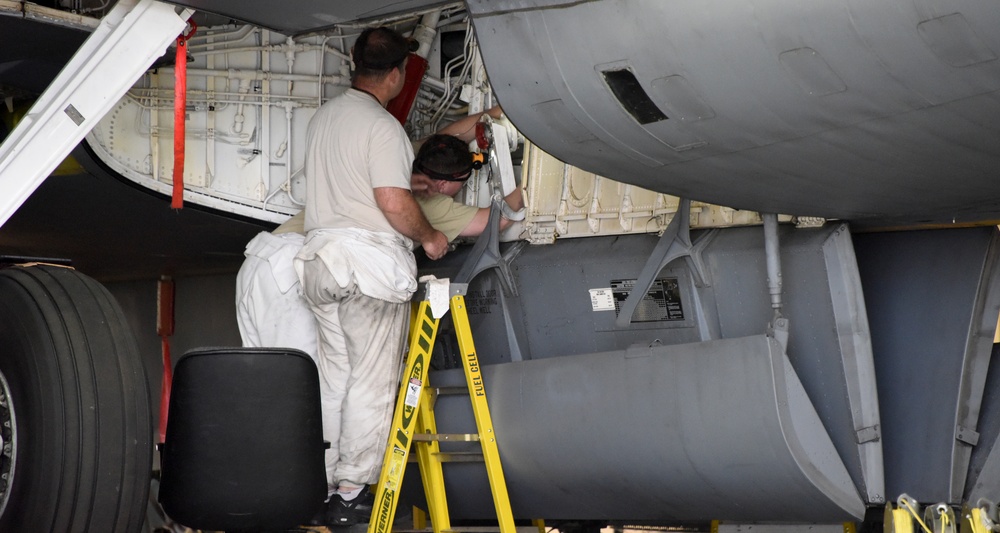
<box><xmin>304</xmin><ymin>89</ymin><xmax>414</xmax><ymax>238</ymax></box>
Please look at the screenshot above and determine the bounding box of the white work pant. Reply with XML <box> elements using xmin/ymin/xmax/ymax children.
<box><xmin>235</xmin><ymin>232</ymin><xmax>318</xmax><ymax>360</ymax></box>
<box><xmin>299</xmin><ymin>256</ymin><xmax>408</xmax><ymax>490</ymax></box>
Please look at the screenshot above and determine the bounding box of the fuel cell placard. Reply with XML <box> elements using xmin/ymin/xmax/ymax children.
<box><xmin>611</xmin><ymin>278</ymin><xmax>684</xmax><ymax>322</ymax></box>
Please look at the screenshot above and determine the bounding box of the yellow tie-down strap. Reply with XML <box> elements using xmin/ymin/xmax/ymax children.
<box><xmin>885</xmin><ymin>494</ymin><xmax>965</xmax><ymax>533</ymax></box>
<box><xmin>962</xmin><ymin>504</ymin><xmax>996</xmax><ymax>533</ymax></box>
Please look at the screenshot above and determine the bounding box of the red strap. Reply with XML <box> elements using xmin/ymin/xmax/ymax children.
<box><xmin>159</xmin><ymin>336</ymin><xmax>172</xmax><ymax>443</ymax></box>
<box><xmin>156</xmin><ymin>276</ymin><xmax>176</xmax><ymax>443</ymax></box>
<box><xmin>171</xmin><ymin>21</ymin><xmax>196</xmax><ymax>209</ymax></box>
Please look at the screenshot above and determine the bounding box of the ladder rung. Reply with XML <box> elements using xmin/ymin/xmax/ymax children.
<box><xmin>433</xmin><ymin>451</ymin><xmax>485</xmax><ymax>463</ymax></box>
<box><xmin>441</xmin><ymin>526</ymin><xmax>538</xmax><ymax>533</ymax></box>
<box><xmin>413</xmin><ymin>433</ymin><xmax>479</xmax><ymax>442</ymax></box>
<box><xmin>406</xmin><ymin>452</ymin><xmax>484</xmax><ymax>463</ymax></box>
<box><xmin>392</xmin><ymin>526</ymin><xmax>538</xmax><ymax>533</ymax></box>
<box><xmin>431</xmin><ymin>386</ymin><xmax>469</xmax><ymax>396</ymax></box>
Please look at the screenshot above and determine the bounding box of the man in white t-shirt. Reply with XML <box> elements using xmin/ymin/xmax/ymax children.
<box><xmin>236</xmin><ymin>95</ymin><xmax>513</xmax><ymax>527</ymax></box>
<box><xmin>293</xmin><ymin>26</ymin><xmax>448</xmax><ymax>528</ymax></box>
<box><xmin>235</xmin><ymin>131</ymin><xmax>520</xmax><ymax>372</ymax></box>
<box><xmin>234</xmin><ymin>109</ymin><xmax>505</xmax><ymax>364</ymax></box>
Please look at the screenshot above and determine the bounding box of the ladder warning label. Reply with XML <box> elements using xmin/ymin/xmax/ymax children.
<box><xmin>466</xmin><ymin>288</ymin><xmax>498</xmax><ymax>315</ymax></box>
<box><xmin>386</xmin><ymin>446</ymin><xmax>405</xmax><ymax>492</ymax></box>
<box><xmin>610</xmin><ymin>278</ymin><xmax>684</xmax><ymax>322</ymax></box>
<box><xmin>404</xmin><ymin>377</ymin><xmax>422</xmax><ymax>408</ymax></box>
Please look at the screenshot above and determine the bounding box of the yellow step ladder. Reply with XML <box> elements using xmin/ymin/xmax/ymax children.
<box><xmin>367</xmin><ymin>281</ymin><xmax>516</xmax><ymax>533</ymax></box>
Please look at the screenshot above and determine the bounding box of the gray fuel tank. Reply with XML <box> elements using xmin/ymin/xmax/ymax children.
<box><xmin>416</xmin><ymin>223</ymin><xmax>877</xmax><ymax>522</ymax></box>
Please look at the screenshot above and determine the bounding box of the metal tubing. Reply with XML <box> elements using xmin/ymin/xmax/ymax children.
<box><xmin>764</xmin><ymin>213</ymin><xmax>783</xmax><ymax>313</ymax></box>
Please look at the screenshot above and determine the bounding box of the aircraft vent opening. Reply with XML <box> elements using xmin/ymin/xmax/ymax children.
<box><xmin>601</xmin><ymin>68</ymin><xmax>669</xmax><ymax>125</ymax></box>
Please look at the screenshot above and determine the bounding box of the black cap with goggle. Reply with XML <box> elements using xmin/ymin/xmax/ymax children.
<box><xmin>414</xmin><ymin>135</ymin><xmax>486</xmax><ymax>182</ymax></box>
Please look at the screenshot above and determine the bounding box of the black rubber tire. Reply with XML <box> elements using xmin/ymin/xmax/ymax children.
<box><xmin>0</xmin><ymin>265</ymin><xmax>152</xmax><ymax>532</ymax></box>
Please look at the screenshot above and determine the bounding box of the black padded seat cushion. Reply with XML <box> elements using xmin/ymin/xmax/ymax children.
<box><xmin>159</xmin><ymin>347</ymin><xmax>326</xmax><ymax>531</ymax></box>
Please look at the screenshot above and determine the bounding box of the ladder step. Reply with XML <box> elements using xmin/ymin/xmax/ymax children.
<box><xmin>406</xmin><ymin>451</ymin><xmax>485</xmax><ymax>463</ymax></box>
<box><xmin>413</xmin><ymin>433</ymin><xmax>480</xmax><ymax>442</ymax></box>
<box><xmin>441</xmin><ymin>526</ymin><xmax>538</xmax><ymax>533</ymax></box>
<box><xmin>431</xmin><ymin>386</ymin><xmax>469</xmax><ymax>396</ymax></box>
<box><xmin>392</xmin><ymin>526</ymin><xmax>538</xmax><ymax>533</ymax></box>
<box><xmin>433</xmin><ymin>451</ymin><xmax>485</xmax><ymax>463</ymax></box>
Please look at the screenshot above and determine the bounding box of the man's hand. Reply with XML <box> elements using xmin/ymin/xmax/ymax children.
<box><xmin>422</xmin><ymin>231</ymin><xmax>449</xmax><ymax>260</ymax></box>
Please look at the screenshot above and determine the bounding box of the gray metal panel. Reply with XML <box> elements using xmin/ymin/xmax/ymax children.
<box><xmin>705</xmin><ymin>225</ymin><xmax>883</xmax><ymax>504</ymax></box>
<box><xmin>164</xmin><ymin>0</ymin><xmax>451</xmax><ymax>35</ymax></box>
<box><xmin>468</xmin><ymin>0</ymin><xmax>1000</xmax><ymax>223</ymax></box>
<box><xmin>419</xmin><ymin>224</ymin><xmax>883</xmax><ymax>505</ymax></box>
<box><xmin>421</xmin><ymin>235</ymin><xmax>707</xmax><ymax>364</ymax></box>
<box><xmin>428</xmin><ymin>335</ymin><xmax>864</xmax><ymax>522</ymax></box>
<box><xmin>855</xmin><ymin>227</ymin><xmax>1000</xmax><ymax>503</ymax></box>
<box><xmin>823</xmin><ymin>226</ymin><xmax>885</xmax><ymax>505</ymax></box>
<box><xmin>965</xmin><ymin>344</ymin><xmax>1000</xmax><ymax>502</ymax></box>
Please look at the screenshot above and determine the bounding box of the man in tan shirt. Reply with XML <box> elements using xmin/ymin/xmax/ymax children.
<box><xmin>412</xmin><ymin>134</ymin><xmax>524</xmax><ymax>242</ymax></box>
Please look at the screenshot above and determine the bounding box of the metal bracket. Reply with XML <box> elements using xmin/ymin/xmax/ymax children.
<box><xmin>856</xmin><ymin>424</ymin><xmax>881</xmax><ymax>444</ymax></box>
<box><xmin>615</xmin><ymin>198</ymin><xmax>714</xmax><ymax>328</ymax></box>
<box><xmin>450</xmin><ymin>282</ymin><xmax>469</xmax><ymax>297</ymax></box>
<box><xmin>770</xmin><ymin>316</ymin><xmax>790</xmax><ymax>353</ymax></box>
<box><xmin>454</xmin><ymin>196</ymin><xmax>524</xmax><ymax>296</ymax></box>
<box><xmin>957</xmin><ymin>424</ymin><xmax>981</xmax><ymax>446</ymax></box>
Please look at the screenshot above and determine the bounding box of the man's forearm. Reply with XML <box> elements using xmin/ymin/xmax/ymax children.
<box><xmin>374</xmin><ymin>187</ymin><xmax>439</xmax><ymax>243</ymax></box>
<box><xmin>435</xmin><ymin>106</ymin><xmax>503</xmax><ymax>142</ymax></box>
<box><xmin>504</xmin><ymin>187</ymin><xmax>524</xmax><ymax>212</ymax></box>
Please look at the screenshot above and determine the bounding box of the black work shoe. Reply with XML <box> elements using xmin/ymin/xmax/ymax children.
<box><xmin>326</xmin><ymin>486</ymin><xmax>375</xmax><ymax>527</ymax></box>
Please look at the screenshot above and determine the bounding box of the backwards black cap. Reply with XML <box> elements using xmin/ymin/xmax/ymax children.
<box><xmin>414</xmin><ymin>134</ymin><xmax>484</xmax><ymax>182</ymax></box>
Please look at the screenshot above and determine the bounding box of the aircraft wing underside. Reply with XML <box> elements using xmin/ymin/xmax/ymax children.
<box><xmin>468</xmin><ymin>0</ymin><xmax>1000</xmax><ymax>224</ymax></box>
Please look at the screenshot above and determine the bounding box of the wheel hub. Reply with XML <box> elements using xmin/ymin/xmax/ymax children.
<box><xmin>0</xmin><ymin>370</ymin><xmax>16</xmax><ymax>519</ymax></box>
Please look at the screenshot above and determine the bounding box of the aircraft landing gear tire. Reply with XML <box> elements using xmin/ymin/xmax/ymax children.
<box><xmin>0</xmin><ymin>265</ymin><xmax>152</xmax><ymax>532</ymax></box>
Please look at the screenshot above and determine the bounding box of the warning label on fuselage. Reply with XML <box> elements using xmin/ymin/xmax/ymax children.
<box><xmin>466</xmin><ymin>288</ymin><xmax>499</xmax><ymax>315</ymax></box>
<box><xmin>610</xmin><ymin>278</ymin><xmax>684</xmax><ymax>322</ymax></box>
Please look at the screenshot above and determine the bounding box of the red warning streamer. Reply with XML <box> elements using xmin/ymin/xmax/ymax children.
<box><xmin>171</xmin><ymin>21</ymin><xmax>197</xmax><ymax>209</ymax></box>
<box><xmin>156</xmin><ymin>276</ymin><xmax>176</xmax><ymax>443</ymax></box>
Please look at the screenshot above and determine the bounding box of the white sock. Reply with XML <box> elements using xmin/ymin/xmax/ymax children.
<box><xmin>338</xmin><ymin>486</ymin><xmax>364</xmax><ymax>501</ymax></box>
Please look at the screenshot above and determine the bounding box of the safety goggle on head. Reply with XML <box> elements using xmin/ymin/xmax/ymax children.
<box><xmin>413</xmin><ymin>152</ymin><xmax>485</xmax><ymax>182</ymax></box>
